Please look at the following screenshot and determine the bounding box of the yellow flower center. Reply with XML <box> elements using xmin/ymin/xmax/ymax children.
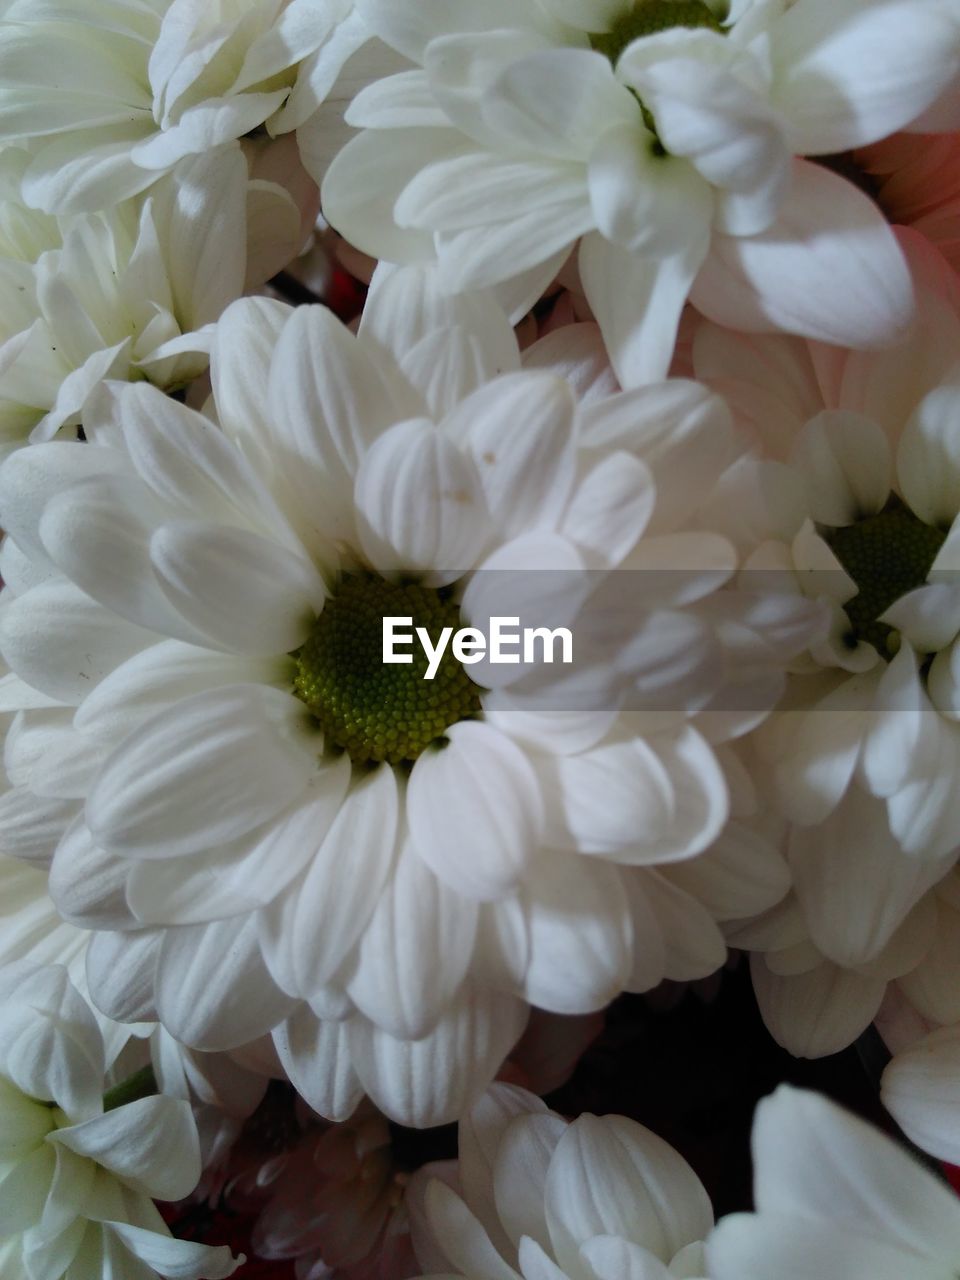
<box><xmin>292</xmin><ymin>575</ymin><xmax>481</xmax><ymax>766</ymax></box>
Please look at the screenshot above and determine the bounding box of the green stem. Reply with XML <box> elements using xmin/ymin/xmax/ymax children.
<box><xmin>102</xmin><ymin>1064</ymin><xmax>157</xmax><ymax>1112</ymax></box>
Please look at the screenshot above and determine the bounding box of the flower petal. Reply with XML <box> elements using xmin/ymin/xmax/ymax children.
<box><xmin>408</xmin><ymin>721</ymin><xmax>544</xmax><ymax>901</ymax></box>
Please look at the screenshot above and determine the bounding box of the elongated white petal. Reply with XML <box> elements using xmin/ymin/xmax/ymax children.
<box><xmin>86</xmin><ymin>684</ymin><xmax>316</xmax><ymax>858</ymax></box>
<box><xmin>355</xmin><ymin>417</ymin><xmax>491</xmax><ymax>578</ymax></box>
<box><xmin>155</xmin><ymin>915</ymin><xmax>296</xmax><ymax>1051</ymax></box>
<box><xmin>53</xmin><ymin>1096</ymin><xmax>199</xmax><ymax>1201</ymax></box>
<box><xmin>691</xmin><ymin>160</ymin><xmax>915</xmax><ymax>349</ymax></box>
<box><xmin>771</xmin><ymin>0</ymin><xmax>960</xmax><ymax>152</ymax></box>
<box><xmin>881</xmin><ymin>1026</ymin><xmax>960</xmax><ymax>1164</ymax></box>
<box><xmin>348</xmin><ymin>984</ymin><xmax>529</xmax><ymax>1127</ymax></box>
<box><xmin>348</xmin><ymin>842</ymin><xmax>478</xmax><ymax>1039</ymax></box>
<box><xmin>408</xmin><ymin>721</ymin><xmax>544</xmax><ymax>900</ymax></box>
<box><xmin>579</xmin><ymin>231</ymin><xmax>710</xmax><ymax>388</ymax></box>
<box><xmin>150</xmin><ymin>520</ymin><xmax>323</xmax><ymax>655</ymax></box>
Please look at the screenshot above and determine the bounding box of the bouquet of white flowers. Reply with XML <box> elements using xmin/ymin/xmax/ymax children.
<box><xmin>0</xmin><ymin>1</ymin><xmax>958</xmax><ymax>1276</ymax></box>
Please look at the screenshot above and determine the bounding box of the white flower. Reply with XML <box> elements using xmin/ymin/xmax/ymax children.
<box><xmin>314</xmin><ymin>0</ymin><xmax>960</xmax><ymax>387</ymax></box>
<box><xmin>692</xmin><ymin>232</ymin><xmax>960</xmax><ymax>860</ymax></box>
<box><xmin>707</xmin><ymin>1085</ymin><xmax>960</xmax><ymax>1280</ymax></box>
<box><xmin>0</xmin><ymin>145</ymin><xmax>295</xmax><ymax>455</ymax></box>
<box><xmin>0</xmin><ymin>266</ymin><xmax>814</xmax><ymax>1126</ymax></box>
<box><xmin>0</xmin><ymin>962</ymin><xmax>240</xmax><ymax>1279</ymax></box>
<box><xmin>0</xmin><ymin>0</ymin><xmax>373</xmax><ymax>214</ymax></box>
<box><xmin>409</xmin><ymin>1081</ymin><xmax>712</xmax><ymax>1280</ymax></box>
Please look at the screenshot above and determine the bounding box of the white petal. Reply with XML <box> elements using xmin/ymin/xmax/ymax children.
<box><xmin>881</xmin><ymin>1026</ymin><xmax>960</xmax><ymax>1165</ymax></box>
<box><xmin>355</xmin><ymin>417</ymin><xmax>491</xmax><ymax>579</ymax></box>
<box><xmin>897</xmin><ymin>385</ymin><xmax>960</xmax><ymax>527</ymax></box>
<box><xmin>52</xmin><ymin>1095</ymin><xmax>199</xmax><ymax>1202</ymax></box>
<box><xmin>104</xmin><ymin>1222</ymin><xmax>240</xmax><ymax>1280</ymax></box>
<box><xmin>420</xmin><ymin>1180</ymin><xmax>519</xmax><ymax>1280</ymax></box>
<box><xmin>750</xmin><ymin>954</ymin><xmax>885</xmax><ymax>1057</ymax></box>
<box><xmin>0</xmin><ymin>963</ymin><xmax>104</xmax><ymax>1116</ymax></box>
<box><xmin>444</xmin><ymin>371</ymin><xmax>578</xmax><ymax>538</ymax></box>
<box><xmin>284</xmin><ymin>764</ymin><xmax>398</xmax><ymax>997</ymax></box>
<box><xmin>155</xmin><ymin>915</ymin><xmax>297</xmax><ymax>1051</ymax></box>
<box><xmin>579</xmin><ymin>230</ymin><xmax>710</xmax><ymax>389</ymax></box>
<box><xmin>347</xmin><ymin>984</ymin><xmax>529</xmax><ymax>1127</ymax></box>
<box><xmin>86</xmin><ymin>684</ymin><xmax>316</xmax><ymax>858</ymax></box>
<box><xmin>788</xmin><ymin>788</ymin><xmax>946</xmax><ymax>967</ymax></box>
<box><xmin>523</xmin><ymin>852</ymin><xmax>632</xmax><ymax>1014</ymax></box>
<box><xmin>708</xmin><ymin>1212</ymin><xmax>948</xmax><ymax>1280</ymax></box>
<box><xmin>482</xmin><ymin>47</ymin><xmax>636</xmax><ymax>159</ymax></box>
<box><xmin>361</xmin><ymin>261</ymin><xmax>520</xmax><ymax>388</ymax></box>
<box><xmin>790</xmin><ymin>410</ymin><xmax>891</xmax><ymax>526</ymax></box>
<box><xmin>148</xmin><ymin>147</ymin><xmax>247</xmax><ymax>326</ymax></box>
<box><xmin>150</xmin><ymin>520</ymin><xmax>324</xmax><ymax>655</ymax></box>
<box><xmin>561</xmin><ymin>451</ymin><xmax>654</xmax><ymax>569</ymax></box>
<box><xmin>0</xmin><ymin>578</ymin><xmax>153</xmax><ymax>705</ymax></box>
<box><xmin>751</xmin><ymin>1084</ymin><xmax>960</xmax><ymax>1257</ymax></box>
<box><xmin>272</xmin><ymin>1007</ymin><xmax>363</xmax><ymax>1122</ymax></box>
<box><xmin>347</xmin><ymin>841</ymin><xmax>478</xmax><ymax>1039</ymax></box>
<box><xmin>266</xmin><ymin>304</ymin><xmax>412</xmax><ymax>547</ymax></box>
<box><xmin>771</xmin><ymin>0</ymin><xmax>960</xmax><ymax>151</ymax></box>
<box><xmin>85</xmin><ymin>930</ymin><xmax>161</xmax><ymax>1025</ymax></box>
<box><xmin>408</xmin><ymin>721</ymin><xmax>544</xmax><ymax>901</ymax></box>
<box><xmin>544</xmin><ymin>1112</ymin><xmax>712</xmax><ymax>1272</ymax></box>
<box><xmin>691</xmin><ymin>160</ymin><xmax>915</xmax><ymax>349</ymax></box>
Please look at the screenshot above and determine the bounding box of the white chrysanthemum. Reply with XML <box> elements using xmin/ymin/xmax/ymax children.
<box><xmin>0</xmin><ymin>144</ymin><xmax>303</xmax><ymax>455</ymax></box>
<box><xmin>691</xmin><ymin>232</ymin><xmax>960</xmax><ymax>861</ymax></box>
<box><xmin>0</xmin><ymin>0</ymin><xmax>374</xmax><ymax>214</ymax></box>
<box><xmin>315</xmin><ymin>0</ymin><xmax>960</xmax><ymax>387</ymax></box>
<box><xmin>0</xmin><ymin>962</ymin><xmax>240</xmax><ymax>1279</ymax></box>
<box><xmin>0</xmin><ymin>267</ymin><xmax>816</xmax><ymax>1126</ymax></box>
<box><xmin>708</xmin><ymin>1085</ymin><xmax>960</xmax><ymax>1280</ymax></box>
<box><xmin>408</xmin><ymin>1082</ymin><xmax>712</xmax><ymax>1280</ymax></box>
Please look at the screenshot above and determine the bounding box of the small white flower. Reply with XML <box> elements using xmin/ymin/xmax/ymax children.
<box><xmin>0</xmin><ymin>962</ymin><xmax>240</xmax><ymax>1279</ymax></box>
<box><xmin>316</xmin><ymin>0</ymin><xmax>960</xmax><ymax>386</ymax></box>
<box><xmin>0</xmin><ymin>146</ymin><xmax>293</xmax><ymax>455</ymax></box>
<box><xmin>693</xmin><ymin>233</ymin><xmax>960</xmax><ymax>860</ymax></box>
<box><xmin>409</xmin><ymin>1081</ymin><xmax>713</xmax><ymax>1280</ymax></box>
<box><xmin>0</xmin><ymin>0</ymin><xmax>374</xmax><ymax>214</ymax></box>
<box><xmin>0</xmin><ymin>266</ymin><xmax>814</xmax><ymax>1126</ymax></box>
<box><xmin>708</xmin><ymin>1085</ymin><xmax>960</xmax><ymax>1280</ymax></box>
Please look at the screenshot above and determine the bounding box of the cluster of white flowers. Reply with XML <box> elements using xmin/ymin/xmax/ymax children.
<box><xmin>0</xmin><ymin>0</ymin><xmax>958</xmax><ymax>1274</ymax></box>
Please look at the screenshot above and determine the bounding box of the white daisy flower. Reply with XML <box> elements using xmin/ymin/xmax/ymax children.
<box><xmin>0</xmin><ymin>0</ymin><xmax>376</xmax><ymax>214</ymax></box>
<box><xmin>408</xmin><ymin>1081</ymin><xmax>713</xmax><ymax>1280</ymax></box>
<box><xmin>0</xmin><ymin>267</ymin><xmax>815</xmax><ymax>1126</ymax></box>
<box><xmin>708</xmin><ymin>1085</ymin><xmax>960</xmax><ymax>1280</ymax></box>
<box><xmin>314</xmin><ymin>0</ymin><xmax>960</xmax><ymax>387</ymax></box>
<box><xmin>0</xmin><ymin>962</ymin><xmax>241</xmax><ymax>1279</ymax></box>
<box><xmin>692</xmin><ymin>232</ymin><xmax>960</xmax><ymax>860</ymax></box>
<box><xmin>0</xmin><ymin>145</ymin><xmax>300</xmax><ymax>456</ymax></box>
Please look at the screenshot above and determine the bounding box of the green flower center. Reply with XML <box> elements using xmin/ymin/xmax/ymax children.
<box><xmin>292</xmin><ymin>575</ymin><xmax>482</xmax><ymax>766</ymax></box>
<box><xmin>590</xmin><ymin>0</ymin><xmax>724</xmax><ymax>63</ymax></box>
<box><xmin>824</xmin><ymin>499</ymin><xmax>946</xmax><ymax>656</ymax></box>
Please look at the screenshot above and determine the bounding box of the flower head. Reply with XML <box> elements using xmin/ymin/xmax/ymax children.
<box><xmin>316</xmin><ymin>0</ymin><xmax>960</xmax><ymax>386</ymax></box>
<box><xmin>0</xmin><ymin>266</ymin><xmax>814</xmax><ymax>1126</ymax></box>
<box><xmin>0</xmin><ymin>962</ymin><xmax>241</xmax><ymax>1279</ymax></box>
<box><xmin>409</xmin><ymin>1081</ymin><xmax>712</xmax><ymax>1279</ymax></box>
<box><xmin>0</xmin><ymin>0</ymin><xmax>372</xmax><ymax>213</ymax></box>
